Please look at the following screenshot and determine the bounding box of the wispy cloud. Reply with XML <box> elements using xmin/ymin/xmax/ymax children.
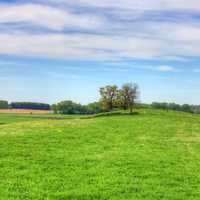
<box><xmin>0</xmin><ymin>0</ymin><xmax>200</xmax><ymax>65</ymax></box>
<box><xmin>156</xmin><ymin>65</ymin><xmax>177</xmax><ymax>72</ymax></box>
<box><xmin>0</xmin><ymin>4</ymin><xmax>104</xmax><ymax>31</ymax></box>
<box><xmin>48</xmin><ymin>0</ymin><xmax>200</xmax><ymax>11</ymax></box>
<box><xmin>0</xmin><ymin>31</ymin><xmax>199</xmax><ymax>61</ymax></box>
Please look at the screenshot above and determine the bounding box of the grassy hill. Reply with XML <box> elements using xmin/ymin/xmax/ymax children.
<box><xmin>0</xmin><ymin>109</ymin><xmax>200</xmax><ymax>199</ymax></box>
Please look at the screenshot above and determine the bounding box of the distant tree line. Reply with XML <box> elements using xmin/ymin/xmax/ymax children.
<box><xmin>0</xmin><ymin>101</ymin><xmax>51</xmax><ymax>110</ymax></box>
<box><xmin>8</xmin><ymin>83</ymin><xmax>200</xmax><ymax>115</ymax></box>
<box><xmin>0</xmin><ymin>83</ymin><xmax>139</xmax><ymax>114</ymax></box>
<box><xmin>151</xmin><ymin>102</ymin><xmax>200</xmax><ymax>114</ymax></box>
<box><xmin>52</xmin><ymin>101</ymin><xmax>103</xmax><ymax>115</ymax></box>
<box><xmin>10</xmin><ymin>102</ymin><xmax>51</xmax><ymax>110</ymax></box>
<box><xmin>1</xmin><ymin>93</ymin><xmax>200</xmax><ymax>115</ymax></box>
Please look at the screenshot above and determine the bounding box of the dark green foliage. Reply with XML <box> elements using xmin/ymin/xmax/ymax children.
<box><xmin>119</xmin><ymin>83</ymin><xmax>139</xmax><ymax>113</ymax></box>
<box><xmin>0</xmin><ymin>100</ymin><xmax>8</xmax><ymax>109</ymax></box>
<box><xmin>54</xmin><ymin>100</ymin><xmax>82</xmax><ymax>114</ymax></box>
<box><xmin>99</xmin><ymin>83</ymin><xmax>139</xmax><ymax>113</ymax></box>
<box><xmin>152</xmin><ymin>102</ymin><xmax>169</xmax><ymax>110</ymax></box>
<box><xmin>152</xmin><ymin>102</ymin><xmax>199</xmax><ymax>113</ymax></box>
<box><xmin>135</xmin><ymin>103</ymin><xmax>151</xmax><ymax>109</ymax></box>
<box><xmin>10</xmin><ymin>102</ymin><xmax>50</xmax><ymax>110</ymax></box>
<box><xmin>84</xmin><ymin>102</ymin><xmax>103</xmax><ymax>114</ymax></box>
<box><xmin>182</xmin><ymin>104</ymin><xmax>193</xmax><ymax>113</ymax></box>
<box><xmin>51</xmin><ymin>104</ymin><xmax>58</xmax><ymax>113</ymax></box>
<box><xmin>99</xmin><ymin>85</ymin><xmax>119</xmax><ymax>111</ymax></box>
<box><xmin>53</xmin><ymin>101</ymin><xmax>103</xmax><ymax>115</ymax></box>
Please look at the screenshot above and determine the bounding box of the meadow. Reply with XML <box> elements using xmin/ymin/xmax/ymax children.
<box><xmin>1</xmin><ymin>109</ymin><xmax>200</xmax><ymax>199</ymax></box>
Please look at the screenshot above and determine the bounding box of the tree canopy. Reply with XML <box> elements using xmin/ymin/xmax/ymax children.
<box><xmin>0</xmin><ymin>100</ymin><xmax>8</xmax><ymax>109</ymax></box>
<box><xmin>99</xmin><ymin>83</ymin><xmax>139</xmax><ymax>113</ymax></box>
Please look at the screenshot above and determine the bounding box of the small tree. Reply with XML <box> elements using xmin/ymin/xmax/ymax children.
<box><xmin>55</xmin><ymin>100</ymin><xmax>82</xmax><ymax>114</ymax></box>
<box><xmin>85</xmin><ymin>102</ymin><xmax>103</xmax><ymax>114</ymax></box>
<box><xmin>0</xmin><ymin>100</ymin><xmax>8</xmax><ymax>109</ymax></box>
<box><xmin>51</xmin><ymin>104</ymin><xmax>58</xmax><ymax>114</ymax></box>
<box><xmin>119</xmin><ymin>83</ymin><xmax>139</xmax><ymax>113</ymax></box>
<box><xmin>99</xmin><ymin>85</ymin><xmax>118</xmax><ymax>111</ymax></box>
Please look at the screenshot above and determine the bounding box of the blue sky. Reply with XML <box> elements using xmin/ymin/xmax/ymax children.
<box><xmin>0</xmin><ymin>0</ymin><xmax>200</xmax><ymax>104</ymax></box>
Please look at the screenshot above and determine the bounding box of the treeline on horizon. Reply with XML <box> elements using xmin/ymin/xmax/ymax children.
<box><xmin>0</xmin><ymin>83</ymin><xmax>139</xmax><ymax>114</ymax></box>
<box><xmin>1</xmin><ymin>82</ymin><xmax>200</xmax><ymax>114</ymax></box>
<box><xmin>0</xmin><ymin>100</ymin><xmax>103</xmax><ymax>114</ymax></box>
<box><xmin>151</xmin><ymin>102</ymin><xmax>200</xmax><ymax>114</ymax></box>
<box><xmin>0</xmin><ymin>101</ymin><xmax>51</xmax><ymax>110</ymax></box>
<box><xmin>1</xmin><ymin>100</ymin><xmax>200</xmax><ymax>114</ymax></box>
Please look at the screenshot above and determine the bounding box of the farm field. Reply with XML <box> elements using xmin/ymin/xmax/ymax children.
<box><xmin>1</xmin><ymin>109</ymin><xmax>200</xmax><ymax>199</ymax></box>
<box><xmin>0</xmin><ymin>109</ymin><xmax>51</xmax><ymax>114</ymax></box>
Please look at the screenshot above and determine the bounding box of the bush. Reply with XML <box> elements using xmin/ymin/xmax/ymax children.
<box><xmin>53</xmin><ymin>101</ymin><xmax>83</xmax><ymax>114</ymax></box>
<box><xmin>0</xmin><ymin>100</ymin><xmax>8</xmax><ymax>109</ymax></box>
<box><xmin>84</xmin><ymin>102</ymin><xmax>103</xmax><ymax>114</ymax></box>
<box><xmin>53</xmin><ymin>101</ymin><xmax>103</xmax><ymax>115</ymax></box>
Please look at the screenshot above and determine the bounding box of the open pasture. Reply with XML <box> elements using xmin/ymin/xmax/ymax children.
<box><xmin>1</xmin><ymin>109</ymin><xmax>200</xmax><ymax>200</ymax></box>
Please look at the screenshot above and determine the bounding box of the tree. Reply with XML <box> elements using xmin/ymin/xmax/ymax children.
<box><xmin>51</xmin><ymin>104</ymin><xmax>58</xmax><ymax>114</ymax></box>
<box><xmin>181</xmin><ymin>104</ymin><xmax>193</xmax><ymax>113</ymax></box>
<box><xmin>119</xmin><ymin>83</ymin><xmax>139</xmax><ymax>113</ymax></box>
<box><xmin>0</xmin><ymin>100</ymin><xmax>8</xmax><ymax>109</ymax></box>
<box><xmin>53</xmin><ymin>100</ymin><xmax>103</xmax><ymax>115</ymax></box>
<box><xmin>55</xmin><ymin>100</ymin><xmax>82</xmax><ymax>114</ymax></box>
<box><xmin>99</xmin><ymin>85</ymin><xmax>118</xmax><ymax>111</ymax></box>
<box><xmin>85</xmin><ymin>102</ymin><xmax>103</xmax><ymax>114</ymax></box>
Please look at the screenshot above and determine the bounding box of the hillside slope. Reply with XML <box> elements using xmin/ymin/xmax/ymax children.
<box><xmin>0</xmin><ymin>109</ymin><xmax>200</xmax><ymax>199</ymax></box>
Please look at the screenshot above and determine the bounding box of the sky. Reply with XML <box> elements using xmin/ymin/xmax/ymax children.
<box><xmin>0</xmin><ymin>0</ymin><xmax>200</xmax><ymax>104</ymax></box>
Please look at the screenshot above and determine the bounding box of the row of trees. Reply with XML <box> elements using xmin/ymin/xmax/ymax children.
<box><xmin>152</xmin><ymin>102</ymin><xmax>200</xmax><ymax>114</ymax></box>
<box><xmin>0</xmin><ymin>100</ymin><xmax>103</xmax><ymax>114</ymax></box>
<box><xmin>2</xmin><ymin>92</ymin><xmax>200</xmax><ymax>115</ymax></box>
<box><xmin>0</xmin><ymin>101</ymin><xmax>51</xmax><ymax>110</ymax></box>
<box><xmin>52</xmin><ymin>83</ymin><xmax>139</xmax><ymax>114</ymax></box>
<box><xmin>100</xmin><ymin>83</ymin><xmax>139</xmax><ymax>113</ymax></box>
<box><xmin>10</xmin><ymin>102</ymin><xmax>51</xmax><ymax>110</ymax></box>
<box><xmin>52</xmin><ymin>101</ymin><xmax>102</xmax><ymax>114</ymax></box>
<box><xmin>0</xmin><ymin>83</ymin><xmax>139</xmax><ymax>114</ymax></box>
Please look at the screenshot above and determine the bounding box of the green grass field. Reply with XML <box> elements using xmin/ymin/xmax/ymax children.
<box><xmin>1</xmin><ymin>109</ymin><xmax>200</xmax><ymax>200</ymax></box>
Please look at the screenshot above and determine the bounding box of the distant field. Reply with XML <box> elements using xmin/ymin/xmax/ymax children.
<box><xmin>1</xmin><ymin>109</ymin><xmax>200</xmax><ymax>199</ymax></box>
<box><xmin>0</xmin><ymin>109</ymin><xmax>51</xmax><ymax>114</ymax></box>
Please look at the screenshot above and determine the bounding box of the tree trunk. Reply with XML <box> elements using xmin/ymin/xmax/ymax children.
<box><xmin>130</xmin><ymin>106</ymin><xmax>133</xmax><ymax>114</ymax></box>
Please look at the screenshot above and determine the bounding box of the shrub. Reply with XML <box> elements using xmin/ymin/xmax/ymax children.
<box><xmin>0</xmin><ymin>100</ymin><xmax>8</xmax><ymax>109</ymax></box>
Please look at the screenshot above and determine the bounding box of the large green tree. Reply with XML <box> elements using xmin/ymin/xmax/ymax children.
<box><xmin>119</xmin><ymin>83</ymin><xmax>139</xmax><ymax>113</ymax></box>
<box><xmin>99</xmin><ymin>85</ymin><xmax>118</xmax><ymax>111</ymax></box>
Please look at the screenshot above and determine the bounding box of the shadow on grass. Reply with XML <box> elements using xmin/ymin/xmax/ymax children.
<box><xmin>82</xmin><ymin>111</ymin><xmax>139</xmax><ymax>119</ymax></box>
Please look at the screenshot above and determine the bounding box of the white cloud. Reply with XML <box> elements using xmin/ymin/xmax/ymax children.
<box><xmin>0</xmin><ymin>4</ymin><xmax>103</xmax><ymax>30</ymax></box>
<box><xmin>0</xmin><ymin>32</ymin><xmax>200</xmax><ymax>61</ymax></box>
<box><xmin>156</xmin><ymin>65</ymin><xmax>176</xmax><ymax>72</ymax></box>
<box><xmin>56</xmin><ymin>0</ymin><xmax>200</xmax><ymax>11</ymax></box>
<box><xmin>0</xmin><ymin>2</ymin><xmax>200</xmax><ymax>61</ymax></box>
